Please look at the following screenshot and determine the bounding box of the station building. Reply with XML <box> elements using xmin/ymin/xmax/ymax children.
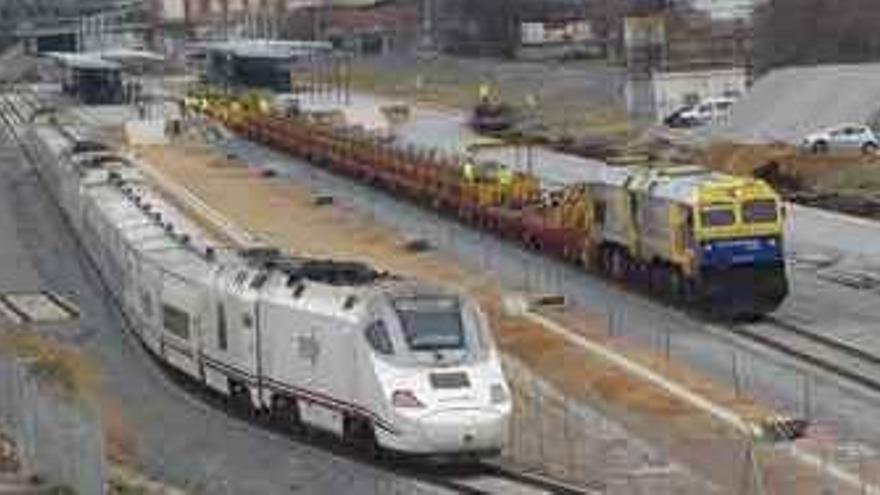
<box><xmin>198</xmin><ymin>40</ymin><xmax>331</xmax><ymax>93</ymax></box>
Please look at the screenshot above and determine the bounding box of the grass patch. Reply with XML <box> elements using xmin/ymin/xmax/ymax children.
<box><xmin>829</xmin><ymin>162</ymin><xmax>880</xmax><ymax>196</ymax></box>
<box><xmin>348</xmin><ymin>57</ymin><xmax>633</xmax><ymax>141</ymax></box>
<box><xmin>0</xmin><ymin>333</ymin><xmax>99</xmax><ymax>402</ymax></box>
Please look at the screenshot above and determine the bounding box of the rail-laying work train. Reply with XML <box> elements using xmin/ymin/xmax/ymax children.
<box><xmin>196</xmin><ymin>92</ymin><xmax>788</xmax><ymax>319</ymax></box>
<box><xmin>22</xmin><ymin>119</ymin><xmax>512</xmax><ymax>458</ymax></box>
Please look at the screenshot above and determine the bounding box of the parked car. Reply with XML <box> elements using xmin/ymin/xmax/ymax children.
<box><xmin>802</xmin><ymin>124</ymin><xmax>879</xmax><ymax>154</ymax></box>
<box><xmin>664</xmin><ymin>97</ymin><xmax>735</xmax><ymax>128</ymax></box>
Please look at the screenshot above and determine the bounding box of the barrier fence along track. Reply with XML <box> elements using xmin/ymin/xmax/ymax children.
<box><xmin>731</xmin><ymin>316</ymin><xmax>880</xmax><ymax>395</ymax></box>
<box><xmin>0</xmin><ymin>357</ymin><xmax>106</xmax><ymax>495</ymax></box>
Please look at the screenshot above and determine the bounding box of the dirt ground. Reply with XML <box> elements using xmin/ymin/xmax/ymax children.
<box><xmin>125</xmin><ymin>134</ymin><xmax>865</xmax><ymax>493</ymax></box>
<box><xmin>694</xmin><ymin>142</ymin><xmax>880</xmax><ymax>218</ymax></box>
<box><xmin>346</xmin><ymin>55</ymin><xmax>634</xmax><ymax>141</ymax></box>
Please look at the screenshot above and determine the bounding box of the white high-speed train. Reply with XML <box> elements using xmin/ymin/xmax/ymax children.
<box><xmin>23</xmin><ymin>120</ymin><xmax>512</xmax><ymax>457</ymax></box>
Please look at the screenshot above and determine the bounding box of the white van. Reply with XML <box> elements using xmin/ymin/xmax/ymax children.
<box><xmin>666</xmin><ymin>97</ymin><xmax>735</xmax><ymax>128</ymax></box>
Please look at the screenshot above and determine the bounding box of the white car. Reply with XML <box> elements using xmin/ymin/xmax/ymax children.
<box><xmin>665</xmin><ymin>97</ymin><xmax>735</xmax><ymax>128</ymax></box>
<box><xmin>802</xmin><ymin>124</ymin><xmax>879</xmax><ymax>154</ymax></box>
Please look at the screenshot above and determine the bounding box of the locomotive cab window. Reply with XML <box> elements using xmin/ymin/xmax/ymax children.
<box><xmin>594</xmin><ymin>200</ymin><xmax>607</xmax><ymax>226</ymax></box>
<box><xmin>393</xmin><ymin>297</ymin><xmax>465</xmax><ymax>351</ymax></box>
<box><xmin>217</xmin><ymin>303</ymin><xmax>228</xmax><ymax>351</ymax></box>
<box><xmin>365</xmin><ymin>320</ymin><xmax>394</xmax><ymax>355</ymax></box>
<box><xmin>742</xmin><ymin>199</ymin><xmax>778</xmax><ymax>224</ymax></box>
<box><xmin>699</xmin><ymin>207</ymin><xmax>735</xmax><ymax>227</ymax></box>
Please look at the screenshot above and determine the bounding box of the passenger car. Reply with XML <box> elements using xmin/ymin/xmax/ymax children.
<box><xmin>802</xmin><ymin>124</ymin><xmax>879</xmax><ymax>154</ymax></box>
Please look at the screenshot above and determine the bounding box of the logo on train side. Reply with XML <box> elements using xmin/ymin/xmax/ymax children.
<box><xmin>297</xmin><ymin>332</ymin><xmax>321</xmax><ymax>365</ymax></box>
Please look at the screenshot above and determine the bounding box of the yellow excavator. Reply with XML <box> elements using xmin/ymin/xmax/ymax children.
<box><xmin>470</xmin><ymin>82</ymin><xmax>518</xmax><ymax>135</ymax></box>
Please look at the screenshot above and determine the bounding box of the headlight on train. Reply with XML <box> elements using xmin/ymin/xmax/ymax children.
<box><xmin>490</xmin><ymin>383</ymin><xmax>508</xmax><ymax>404</ymax></box>
<box><xmin>392</xmin><ymin>389</ymin><xmax>425</xmax><ymax>409</ymax></box>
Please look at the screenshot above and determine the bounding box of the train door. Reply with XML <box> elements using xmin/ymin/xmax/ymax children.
<box><xmin>121</xmin><ymin>242</ymin><xmax>140</xmax><ymax>324</ymax></box>
<box><xmin>158</xmin><ymin>272</ymin><xmax>204</xmax><ymax>379</ymax></box>
<box><xmin>210</xmin><ymin>269</ymin><xmax>261</xmax><ymax>405</ymax></box>
<box><xmin>671</xmin><ymin>204</ymin><xmax>696</xmax><ymax>270</ymax></box>
<box><xmin>136</xmin><ymin>258</ymin><xmax>163</xmax><ymax>353</ymax></box>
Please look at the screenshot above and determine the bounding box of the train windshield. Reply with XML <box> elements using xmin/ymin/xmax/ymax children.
<box><xmin>700</xmin><ymin>207</ymin><xmax>736</xmax><ymax>227</ymax></box>
<box><xmin>393</xmin><ymin>297</ymin><xmax>465</xmax><ymax>351</ymax></box>
<box><xmin>742</xmin><ymin>199</ymin><xmax>778</xmax><ymax>224</ymax></box>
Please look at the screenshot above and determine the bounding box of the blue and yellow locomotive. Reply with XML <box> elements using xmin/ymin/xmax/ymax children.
<box><xmin>588</xmin><ymin>165</ymin><xmax>787</xmax><ymax>318</ymax></box>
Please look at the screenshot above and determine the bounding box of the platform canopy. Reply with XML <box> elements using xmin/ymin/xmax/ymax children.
<box><xmin>193</xmin><ymin>40</ymin><xmax>333</xmax><ymax>60</ymax></box>
<box><xmin>44</xmin><ymin>52</ymin><xmax>122</xmax><ymax>71</ymax></box>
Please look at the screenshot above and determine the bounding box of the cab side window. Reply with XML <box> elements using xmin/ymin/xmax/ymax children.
<box><xmin>594</xmin><ymin>200</ymin><xmax>607</xmax><ymax>227</ymax></box>
<box><xmin>365</xmin><ymin>321</ymin><xmax>394</xmax><ymax>355</ymax></box>
<box><xmin>217</xmin><ymin>302</ymin><xmax>228</xmax><ymax>351</ymax></box>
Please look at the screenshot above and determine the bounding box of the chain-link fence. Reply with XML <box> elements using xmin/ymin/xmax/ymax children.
<box><xmin>500</xmin><ymin>353</ymin><xmax>880</xmax><ymax>495</ymax></box>
<box><xmin>0</xmin><ymin>355</ymin><xmax>105</xmax><ymax>494</ymax></box>
<box><xmin>501</xmin><ymin>356</ymin><xmax>722</xmax><ymax>494</ymax></box>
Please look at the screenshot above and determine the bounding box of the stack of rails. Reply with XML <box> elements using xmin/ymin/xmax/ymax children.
<box><xmin>195</xmin><ymin>93</ymin><xmax>788</xmax><ymax>319</ymax></box>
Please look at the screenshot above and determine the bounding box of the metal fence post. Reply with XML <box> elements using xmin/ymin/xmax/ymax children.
<box><xmin>535</xmin><ymin>380</ymin><xmax>544</xmax><ymax>469</ymax></box>
<box><xmin>859</xmin><ymin>444</ymin><xmax>867</xmax><ymax>495</ymax></box>
<box><xmin>801</xmin><ymin>373</ymin><xmax>812</xmax><ymax>421</ymax></box>
<box><xmin>732</xmin><ymin>351</ymin><xmax>742</xmax><ymax>398</ymax></box>
<box><xmin>607</xmin><ymin>309</ymin><xmax>615</xmax><ymax>337</ymax></box>
<box><xmin>13</xmin><ymin>360</ymin><xmax>37</xmax><ymax>478</ymax></box>
<box><xmin>563</xmin><ymin>396</ymin><xmax>573</xmax><ymax>479</ymax></box>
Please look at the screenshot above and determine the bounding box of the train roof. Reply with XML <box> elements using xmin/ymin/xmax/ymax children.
<box><xmin>84</xmin><ymin>167</ymin><xmax>223</xmax><ymax>282</ymax></box>
<box><xmin>66</xmin><ymin>137</ymin><xmax>454</xmax><ymax>304</ymax></box>
<box><xmin>623</xmin><ymin>165</ymin><xmax>778</xmax><ymax>205</ymax></box>
<box><xmin>31</xmin><ymin>119</ymin><xmax>477</xmax><ymax>329</ymax></box>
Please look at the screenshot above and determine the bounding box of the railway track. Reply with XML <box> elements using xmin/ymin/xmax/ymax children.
<box><xmin>730</xmin><ymin>316</ymin><xmax>880</xmax><ymax>395</ymax></box>
<box><xmin>410</xmin><ymin>460</ymin><xmax>603</xmax><ymax>495</ymax></box>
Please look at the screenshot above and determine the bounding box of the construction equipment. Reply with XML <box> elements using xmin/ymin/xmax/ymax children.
<box><xmin>470</xmin><ymin>82</ymin><xmax>519</xmax><ymax>134</ymax></box>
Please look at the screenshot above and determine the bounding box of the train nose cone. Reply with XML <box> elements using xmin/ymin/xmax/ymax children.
<box><xmin>419</xmin><ymin>409</ymin><xmax>505</xmax><ymax>452</ymax></box>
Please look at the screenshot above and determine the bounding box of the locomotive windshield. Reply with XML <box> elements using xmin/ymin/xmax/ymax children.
<box><xmin>393</xmin><ymin>296</ymin><xmax>465</xmax><ymax>351</ymax></box>
<box><xmin>742</xmin><ymin>199</ymin><xmax>778</xmax><ymax>224</ymax></box>
<box><xmin>699</xmin><ymin>206</ymin><xmax>735</xmax><ymax>227</ymax></box>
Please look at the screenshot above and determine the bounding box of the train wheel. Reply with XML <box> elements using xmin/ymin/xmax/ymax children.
<box><xmin>270</xmin><ymin>395</ymin><xmax>303</xmax><ymax>433</ymax></box>
<box><xmin>648</xmin><ymin>262</ymin><xmax>669</xmax><ymax>296</ymax></box>
<box><xmin>343</xmin><ymin>415</ymin><xmax>380</xmax><ymax>458</ymax></box>
<box><xmin>597</xmin><ymin>246</ymin><xmax>611</xmax><ymax>275</ymax></box>
<box><xmin>668</xmin><ymin>267</ymin><xmax>686</xmax><ymax>302</ymax></box>
<box><xmin>579</xmin><ymin>247</ymin><xmax>593</xmax><ymax>269</ymax></box>
<box><xmin>610</xmin><ymin>248</ymin><xmax>629</xmax><ymax>281</ymax></box>
<box><xmin>228</xmin><ymin>380</ymin><xmax>253</xmax><ymax>417</ymax></box>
